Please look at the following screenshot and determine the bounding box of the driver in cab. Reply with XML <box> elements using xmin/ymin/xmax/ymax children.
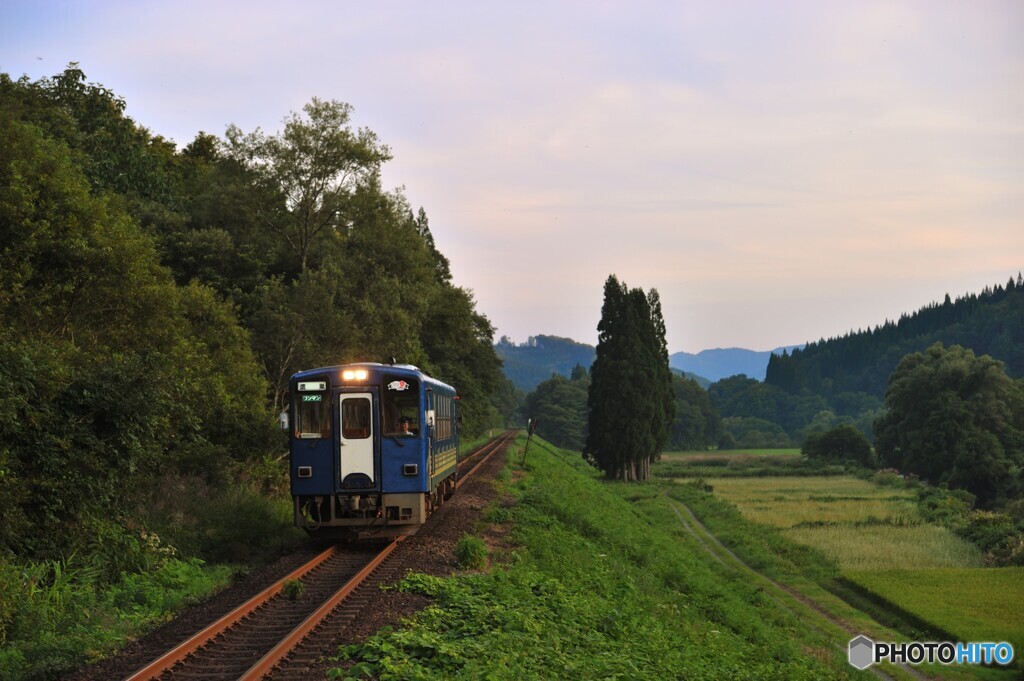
<box><xmin>397</xmin><ymin>416</ymin><xmax>416</xmax><ymax>436</ymax></box>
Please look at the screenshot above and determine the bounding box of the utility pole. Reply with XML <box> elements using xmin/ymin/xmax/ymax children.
<box><xmin>521</xmin><ymin>417</ymin><xmax>538</xmax><ymax>466</ymax></box>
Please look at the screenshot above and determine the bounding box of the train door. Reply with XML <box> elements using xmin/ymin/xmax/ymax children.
<box><xmin>338</xmin><ymin>392</ymin><xmax>375</xmax><ymax>488</ymax></box>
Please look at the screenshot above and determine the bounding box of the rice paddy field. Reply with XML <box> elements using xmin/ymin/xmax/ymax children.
<box><xmin>655</xmin><ymin>448</ymin><xmax>838</xmax><ymax>478</ymax></box>
<box><xmin>673</xmin><ymin>457</ymin><xmax>1020</xmax><ymax>677</ymax></box>
<box><xmin>702</xmin><ymin>476</ymin><xmax>919</xmax><ymax>527</ymax></box>
<box><xmin>785</xmin><ymin>524</ymin><xmax>983</xmax><ymax>570</ymax></box>
<box><xmin>661</xmin><ymin>449</ymin><xmax>802</xmax><ymax>460</ymax></box>
<box><xmin>845</xmin><ymin>568</ymin><xmax>1024</xmax><ymax>653</ymax></box>
<box><xmin>702</xmin><ymin>475</ymin><xmax>983</xmax><ymax>570</ymax></box>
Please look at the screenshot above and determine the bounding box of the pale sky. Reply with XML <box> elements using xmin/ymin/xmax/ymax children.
<box><xmin>2</xmin><ymin>1</ymin><xmax>1021</xmax><ymax>353</ymax></box>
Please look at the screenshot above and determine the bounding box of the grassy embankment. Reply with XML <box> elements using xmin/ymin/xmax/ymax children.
<box><xmin>335</xmin><ymin>435</ymin><xmax>868</xmax><ymax>679</ymax></box>
<box><xmin>658</xmin><ymin>450</ymin><xmax>1021</xmax><ymax>680</ymax></box>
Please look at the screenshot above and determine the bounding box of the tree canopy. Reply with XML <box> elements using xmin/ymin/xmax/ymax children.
<box><xmin>668</xmin><ymin>374</ymin><xmax>722</xmax><ymax>451</ymax></box>
<box><xmin>0</xmin><ymin>65</ymin><xmax>508</xmax><ymax>558</ymax></box>
<box><xmin>874</xmin><ymin>343</ymin><xmax>1024</xmax><ymax>507</ymax></box>
<box><xmin>802</xmin><ymin>424</ymin><xmax>875</xmax><ymax>467</ymax></box>
<box><xmin>520</xmin><ymin>367</ymin><xmax>590</xmax><ymax>451</ymax></box>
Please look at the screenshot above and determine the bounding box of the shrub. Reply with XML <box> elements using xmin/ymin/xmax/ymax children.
<box><xmin>455</xmin><ymin>534</ymin><xmax>488</xmax><ymax>570</ymax></box>
<box><xmin>958</xmin><ymin>511</ymin><xmax>1015</xmax><ymax>552</ymax></box>
<box><xmin>282</xmin><ymin>579</ymin><xmax>305</xmax><ymax>600</ymax></box>
<box><xmin>802</xmin><ymin>424</ymin><xmax>875</xmax><ymax>467</ymax></box>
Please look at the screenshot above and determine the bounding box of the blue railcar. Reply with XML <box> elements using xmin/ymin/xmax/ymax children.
<box><xmin>285</xmin><ymin>362</ymin><xmax>458</xmax><ymax>540</ymax></box>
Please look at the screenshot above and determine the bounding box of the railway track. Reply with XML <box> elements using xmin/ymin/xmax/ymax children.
<box><xmin>123</xmin><ymin>430</ymin><xmax>517</xmax><ymax>681</ymax></box>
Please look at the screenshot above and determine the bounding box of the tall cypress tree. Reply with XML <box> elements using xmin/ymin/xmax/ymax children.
<box><xmin>645</xmin><ymin>288</ymin><xmax>676</xmax><ymax>478</ymax></box>
<box><xmin>586</xmin><ymin>275</ymin><xmax>674</xmax><ymax>481</ymax></box>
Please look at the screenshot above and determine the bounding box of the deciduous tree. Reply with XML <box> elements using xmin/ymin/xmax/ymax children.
<box><xmin>224</xmin><ymin>98</ymin><xmax>391</xmax><ymax>273</ymax></box>
<box><xmin>802</xmin><ymin>424</ymin><xmax>875</xmax><ymax>467</ymax></box>
<box><xmin>874</xmin><ymin>343</ymin><xmax>1024</xmax><ymax>506</ymax></box>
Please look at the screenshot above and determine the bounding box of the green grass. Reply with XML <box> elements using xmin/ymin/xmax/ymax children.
<box><xmin>0</xmin><ymin>555</ymin><xmax>231</xmax><ymax>680</ymax></box>
<box><xmin>454</xmin><ymin>534</ymin><xmax>488</xmax><ymax>570</ymax></box>
<box><xmin>0</xmin><ymin>468</ymin><xmax>305</xmax><ymax>680</ymax></box>
<box><xmin>844</xmin><ymin>568</ymin><xmax>1024</xmax><ymax>653</ymax></box>
<box><xmin>333</xmin><ymin>436</ymin><xmax>857</xmax><ymax>680</ymax></box>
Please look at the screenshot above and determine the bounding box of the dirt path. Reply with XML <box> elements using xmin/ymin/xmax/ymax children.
<box><xmin>667</xmin><ymin>494</ymin><xmax>930</xmax><ymax>681</ymax></box>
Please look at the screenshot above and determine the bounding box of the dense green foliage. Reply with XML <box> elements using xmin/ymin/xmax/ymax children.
<box><xmin>519</xmin><ymin>364</ymin><xmax>590</xmax><ymax>450</ymax></box>
<box><xmin>707</xmin><ymin>375</ymin><xmax>881</xmax><ymax>447</ymax></box>
<box><xmin>586</xmin><ymin>277</ymin><xmax>675</xmax><ymax>481</ymax></box>
<box><xmin>0</xmin><ymin>64</ymin><xmax>508</xmax><ymax>676</ymax></box>
<box><xmin>668</xmin><ymin>374</ymin><xmax>723</xmax><ymax>450</ymax></box>
<box><xmin>802</xmin><ymin>424</ymin><xmax>876</xmax><ymax>468</ymax></box>
<box><xmin>335</xmin><ymin>438</ymin><xmax>844</xmax><ymax>679</ymax></box>
<box><xmin>520</xmin><ymin>366</ymin><xmax>722</xmax><ymax>453</ymax></box>
<box><xmin>749</xmin><ymin>277</ymin><xmax>1024</xmax><ymax>450</ymax></box>
<box><xmin>0</xmin><ymin>66</ymin><xmax>505</xmax><ymax>551</ymax></box>
<box><xmin>494</xmin><ymin>334</ymin><xmax>596</xmax><ymax>392</ymax></box>
<box><xmin>215</xmin><ymin>97</ymin><xmax>506</xmax><ymax>424</ymax></box>
<box><xmin>0</xmin><ymin>551</ymin><xmax>231</xmax><ymax>679</ymax></box>
<box><xmin>875</xmin><ymin>343</ymin><xmax>1024</xmax><ymax>507</ymax></box>
<box><xmin>718</xmin><ymin>416</ymin><xmax>788</xmax><ymax>448</ymax></box>
<box><xmin>653</xmin><ymin>451</ymin><xmax>857</xmax><ymax>480</ymax></box>
<box><xmin>0</xmin><ymin>77</ymin><xmax>273</xmax><ymax>555</ymax></box>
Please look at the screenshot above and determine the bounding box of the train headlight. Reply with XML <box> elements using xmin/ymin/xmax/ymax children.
<box><xmin>342</xmin><ymin>369</ymin><xmax>368</xmax><ymax>381</ymax></box>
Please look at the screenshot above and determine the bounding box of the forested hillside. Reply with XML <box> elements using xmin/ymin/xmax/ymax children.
<box><xmin>766</xmin><ymin>277</ymin><xmax>1024</xmax><ymax>397</ymax></box>
<box><xmin>495</xmin><ymin>335</ymin><xmax>596</xmax><ymax>391</ymax></box>
<box><xmin>0</xmin><ymin>65</ymin><xmax>509</xmax><ymax>553</ymax></box>
<box><xmin>707</xmin><ymin>278</ymin><xmax>1024</xmax><ymax>447</ymax></box>
<box><xmin>521</xmin><ymin>366</ymin><xmax>721</xmax><ymax>453</ymax></box>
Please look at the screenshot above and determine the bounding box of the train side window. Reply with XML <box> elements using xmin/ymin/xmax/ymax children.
<box><xmin>342</xmin><ymin>398</ymin><xmax>372</xmax><ymax>439</ymax></box>
<box><xmin>296</xmin><ymin>393</ymin><xmax>330</xmax><ymax>439</ymax></box>
<box><xmin>441</xmin><ymin>396</ymin><xmax>450</xmax><ymax>439</ymax></box>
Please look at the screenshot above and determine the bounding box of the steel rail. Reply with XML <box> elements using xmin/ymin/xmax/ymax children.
<box><xmin>124</xmin><ymin>430</ymin><xmax>516</xmax><ymax>681</ymax></box>
<box><xmin>457</xmin><ymin>429</ymin><xmax>517</xmax><ymax>489</ymax></box>
<box><xmin>237</xmin><ymin>537</ymin><xmax>403</xmax><ymax>680</ymax></box>
<box><xmin>122</xmin><ymin>546</ymin><xmax>338</xmax><ymax>681</ymax></box>
<box><xmin>243</xmin><ymin>431</ymin><xmax>517</xmax><ymax>678</ymax></box>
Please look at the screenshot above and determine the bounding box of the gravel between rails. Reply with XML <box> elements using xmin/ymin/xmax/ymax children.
<box><xmin>62</xmin><ymin>442</ymin><xmax>511</xmax><ymax>681</ymax></box>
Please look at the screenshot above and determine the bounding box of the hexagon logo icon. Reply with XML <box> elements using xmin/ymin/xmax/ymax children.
<box><xmin>848</xmin><ymin>635</ymin><xmax>875</xmax><ymax>670</ymax></box>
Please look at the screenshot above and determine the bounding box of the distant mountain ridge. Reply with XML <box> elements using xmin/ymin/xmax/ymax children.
<box><xmin>495</xmin><ymin>335</ymin><xmax>788</xmax><ymax>392</ymax></box>
<box><xmin>669</xmin><ymin>346</ymin><xmax>802</xmax><ymax>383</ymax></box>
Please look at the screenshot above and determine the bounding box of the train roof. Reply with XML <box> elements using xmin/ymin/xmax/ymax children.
<box><xmin>290</xmin><ymin>363</ymin><xmax>456</xmax><ymax>393</ymax></box>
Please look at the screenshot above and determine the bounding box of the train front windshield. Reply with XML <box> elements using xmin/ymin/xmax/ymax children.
<box><xmin>295</xmin><ymin>391</ymin><xmax>330</xmax><ymax>438</ymax></box>
<box><xmin>382</xmin><ymin>375</ymin><xmax>420</xmax><ymax>436</ymax></box>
